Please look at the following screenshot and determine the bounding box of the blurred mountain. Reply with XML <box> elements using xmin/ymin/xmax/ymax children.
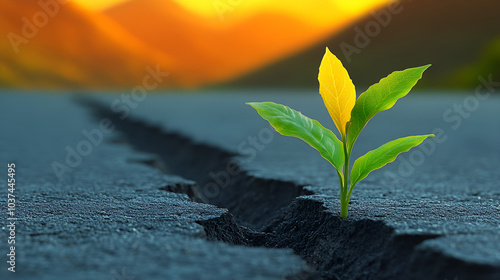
<box><xmin>1</xmin><ymin>0</ymin><xmax>378</xmax><ymax>89</ymax></box>
<box><xmin>0</xmin><ymin>0</ymin><xmax>179</xmax><ymax>89</ymax></box>
<box><xmin>103</xmin><ymin>0</ymin><xmax>344</xmax><ymax>87</ymax></box>
<box><xmin>4</xmin><ymin>0</ymin><xmax>492</xmax><ymax>90</ymax></box>
<box><xmin>227</xmin><ymin>0</ymin><xmax>500</xmax><ymax>89</ymax></box>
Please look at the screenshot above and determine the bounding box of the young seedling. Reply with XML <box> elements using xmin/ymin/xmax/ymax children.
<box><xmin>247</xmin><ymin>48</ymin><xmax>434</xmax><ymax>217</ymax></box>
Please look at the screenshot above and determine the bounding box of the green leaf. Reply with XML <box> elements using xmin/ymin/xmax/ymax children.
<box><xmin>347</xmin><ymin>65</ymin><xmax>431</xmax><ymax>152</ymax></box>
<box><xmin>350</xmin><ymin>134</ymin><xmax>434</xmax><ymax>188</ymax></box>
<box><xmin>247</xmin><ymin>102</ymin><xmax>344</xmax><ymax>173</ymax></box>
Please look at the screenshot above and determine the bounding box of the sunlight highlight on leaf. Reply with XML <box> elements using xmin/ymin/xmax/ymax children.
<box><xmin>318</xmin><ymin>47</ymin><xmax>356</xmax><ymax>138</ymax></box>
<box><xmin>246</xmin><ymin>49</ymin><xmax>432</xmax><ymax>217</ymax></box>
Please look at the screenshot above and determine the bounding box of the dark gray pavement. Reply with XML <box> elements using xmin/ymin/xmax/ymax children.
<box><xmin>1</xmin><ymin>90</ymin><xmax>499</xmax><ymax>279</ymax></box>
<box><xmin>95</xmin><ymin>90</ymin><xmax>500</xmax><ymax>279</ymax></box>
<box><xmin>0</xmin><ymin>93</ymin><xmax>315</xmax><ymax>280</ymax></box>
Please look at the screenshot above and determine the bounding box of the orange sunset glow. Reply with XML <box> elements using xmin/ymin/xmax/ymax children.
<box><xmin>1</xmin><ymin>0</ymin><xmax>394</xmax><ymax>89</ymax></box>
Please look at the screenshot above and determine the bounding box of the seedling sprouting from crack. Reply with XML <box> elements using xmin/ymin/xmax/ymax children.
<box><xmin>247</xmin><ymin>47</ymin><xmax>434</xmax><ymax>217</ymax></box>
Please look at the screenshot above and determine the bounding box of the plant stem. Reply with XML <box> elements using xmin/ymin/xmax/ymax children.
<box><xmin>347</xmin><ymin>181</ymin><xmax>355</xmax><ymax>206</ymax></box>
<box><xmin>341</xmin><ymin>136</ymin><xmax>350</xmax><ymax>217</ymax></box>
<box><xmin>337</xmin><ymin>170</ymin><xmax>344</xmax><ymax>205</ymax></box>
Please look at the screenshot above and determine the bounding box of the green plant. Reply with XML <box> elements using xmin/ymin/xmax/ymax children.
<box><xmin>247</xmin><ymin>48</ymin><xmax>434</xmax><ymax>217</ymax></box>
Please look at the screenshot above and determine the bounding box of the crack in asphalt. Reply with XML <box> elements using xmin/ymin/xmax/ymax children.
<box><xmin>78</xmin><ymin>97</ymin><xmax>453</xmax><ymax>280</ymax></box>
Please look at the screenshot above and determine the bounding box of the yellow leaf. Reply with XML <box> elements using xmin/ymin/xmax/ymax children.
<box><xmin>318</xmin><ymin>47</ymin><xmax>356</xmax><ymax>139</ymax></box>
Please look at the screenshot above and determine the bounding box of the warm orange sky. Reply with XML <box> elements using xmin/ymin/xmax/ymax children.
<box><xmin>2</xmin><ymin>0</ymin><xmax>396</xmax><ymax>89</ymax></box>
<box><xmin>75</xmin><ymin>0</ymin><xmax>394</xmax><ymax>24</ymax></box>
<box><xmin>73</xmin><ymin>0</ymin><xmax>128</xmax><ymax>11</ymax></box>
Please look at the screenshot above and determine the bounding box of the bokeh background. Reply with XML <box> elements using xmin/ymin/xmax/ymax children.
<box><xmin>1</xmin><ymin>0</ymin><xmax>499</xmax><ymax>91</ymax></box>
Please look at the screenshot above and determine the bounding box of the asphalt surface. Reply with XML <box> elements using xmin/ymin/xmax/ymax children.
<box><xmin>0</xmin><ymin>93</ymin><xmax>315</xmax><ymax>280</ymax></box>
<box><xmin>1</xmin><ymin>90</ymin><xmax>499</xmax><ymax>279</ymax></box>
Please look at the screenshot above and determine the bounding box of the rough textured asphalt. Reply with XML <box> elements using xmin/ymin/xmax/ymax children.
<box><xmin>93</xmin><ymin>90</ymin><xmax>500</xmax><ymax>279</ymax></box>
<box><xmin>0</xmin><ymin>93</ymin><xmax>315</xmax><ymax>280</ymax></box>
<box><xmin>1</xmin><ymin>90</ymin><xmax>499</xmax><ymax>280</ymax></box>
